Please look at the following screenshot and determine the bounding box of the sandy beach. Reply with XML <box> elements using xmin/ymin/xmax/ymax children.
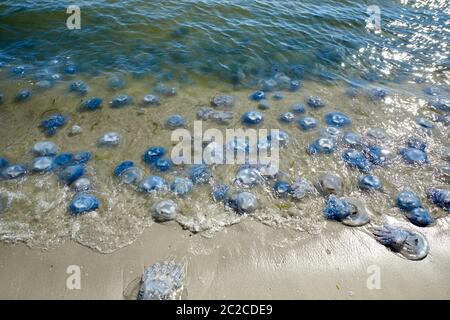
<box><xmin>1</xmin><ymin>217</ymin><xmax>449</xmax><ymax>300</ymax></box>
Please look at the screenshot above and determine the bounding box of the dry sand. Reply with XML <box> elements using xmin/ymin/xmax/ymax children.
<box><xmin>0</xmin><ymin>218</ymin><xmax>449</xmax><ymax>299</ymax></box>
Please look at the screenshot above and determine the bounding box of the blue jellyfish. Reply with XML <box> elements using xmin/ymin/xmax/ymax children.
<box><xmin>212</xmin><ymin>184</ymin><xmax>230</xmax><ymax>202</ymax></box>
<box><xmin>250</xmin><ymin>91</ymin><xmax>266</xmax><ymax>101</ymax></box>
<box><xmin>143</xmin><ymin>146</ymin><xmax>166</xmax><ymax>165</ymax></box>
<box><xmin>297</xmin><ymin>116</ymin><xmax>319</xmax><ymax>131</ymax></box>
<box><xmin>306</xmin><ymin>96</ymin><xmax>326</xmax><ymax>108</ymax></box>
<box><xmin>69</xmin><ymin>193</ymin><xmax>99</xmax><ymax>215</ymax></box>
<box><xmin>82</xmin><ymin>97</ymin><xmax>103</xmax><ymax>111</ymax></box>
<box><xmin>41</xmin><ymin>114</ymin><xmax>67</xmax><ymax>136</ymax></box>
<box><xmin>189</xmin><ymin>164</ymin><xmax>211</xmax><ymax>184</ymax></box>
<box><xmin>307</xmin><ymin>137</ymin><xmax>337</xmax><ymax>155</ymax></box>
<box><xmin>400</xmin><ymin>148</ymin><xmax>428</xmax><ymax>165</ymax></box>
<box><xmin>396</xmin><ymin>191</ymin><xmax>422</xmax><ymax>211</ymax></box>
<box><xmin>139</xmin><ymin>176</ymin><xmax>168</xmax><ymax>193</ymax></box>
<box><xmin>242</xmin><ymin>111</ymin><xmax>264</xmax><ymax>125</ymax></box>
<box><xmin>342</xmin><ymin>149</ymin><xmax>371</xmax><ymax>173</ymax></box>
<box><xmin>324</xmin><ymin>112</ymin><xmax>351</xmax><ymax>127</ymax></box>
<box><xmin>358</xmin><ymin>175</ymin><xmax>382</xmax><ymax>191</ymax></box>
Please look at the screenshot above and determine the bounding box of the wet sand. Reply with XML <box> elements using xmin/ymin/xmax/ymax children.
<box><xmin>1</xmin><ymin>218</ymin><xmax>449</xmax><ymax>299</ymax></box>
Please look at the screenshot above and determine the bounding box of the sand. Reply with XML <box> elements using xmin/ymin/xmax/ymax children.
<box><xmin>1</xmin><ymin>217</ymin><xmax>449</xmax><ymax>300</ymax></box>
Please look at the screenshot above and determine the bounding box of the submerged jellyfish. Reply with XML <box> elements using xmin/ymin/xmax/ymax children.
<box><xmin>170</xmin><ymin>178</ymin><xmax>193</xmax><ymax>196</ymax></box>
<box><xmin>405</xmin><ymin>208</ymin><xmax>434</xmax><ymax>227</ymax></box>
<box><xmin>342</xmin><ymin>149</ymin><xmax>371</xmax><ymax>173</ymax></box>
<box><xmin>114</xmin><ymin>161</ymin><xmax>135</xmax><ymax>177</ymax></box>
<box><xmin>69</xmin><ymin>193</ymin><xmax>99</xmax><ymax>215</ymax></box>
<box><xmin>272</xmin><ymin>92</ymin><xmax>284</xmax><ymax>100</ymax></box>
<box><xmin>69</xmin><ymin>80</ymin><xmax>89</xmax><ymax>95</ymax></box>
<box><xmin>58</xmin><ymin>164</ymin><xmax>85</xmax><ymax>185</ymax></box>
<box><xmin>324</xmin><ymin>112</ymin><xmax>351</xmax><ymax>127</ymax></box>
<box><xmin>427</xmin><ymin>188</ymin><xmax>450</xmax><ymax>212</ymax></box>
<box><xmin>291</xmin><ymin>104</ymin><xmax>305</xmax><ymax>114</ymax></box>
<box><xmin>428</xmin><ymin>98</ymin><xmax>450</xmax><ymax>112</ymax></box>
<box><xmin>235</xmin><ymin>167</ymin><xmax>264</xmax><ymax>187</ymax></box>
<box><xmin>407</xmin><ymin>138</ymin><xmax>427</xmax><ymax>152</ymax></box>
<box><xmin>118</xmin><ymin>167</ymin><xmax>143</xmax><ymax>185</ymax></box>
<box><xmin>212</xmin><ymin>184</ymin><xmax>230</xmax><ymax>202</ymax></box>
<box><xmin>416</xmin><ymin>117</ymin><xmax>434</xmax><ymax>129</ymax></box>
<box><xmin>0</xmin><ymin>93</ymin><xmax>4</xmax><ymax>104</ymax></box>
<box><xmin>165</xmin><ymin>115</ymin><xmax>186</xmax><ymax>129</ymax></box>
<box><xmin>367</xmin><ymin>128</ymin><xmax>386</xmax><ymax>140</ymax></box>
<box><xmin>363</xmin><ymin>145</ymin><xmax>392</xmax><ymax>166</ymax></box>
<box><xmin>400</xmin><ymin>148</ymin><xmax>428</xmax><ymax>165</ymax></box>
<box><xmin>152</xmin><ymin>157</ymin><xmax>173</xmax><ymax>172</ymax></box>
<box><xmin>279</xmin><ymin>112</ymin><xmax>295</xmax><ymax>123</ymax></box>
<box><xmin>370</xmin><ymin>88</ymin><xmax>388</xmax><ymax>101</ymax></box>
<box><xmin>268</xmin><ymin>130</ymin><xmax>289</xmax><ymax>148</ymax></box>
<box><xmin>197</xmin><ymin>107</ymin><xmax>214</xmax><ymax>120</ymax></box>
<box><xmin>297</xmin><ymin>116</ymin><xmax>319</xmax><ymax>131</ymax></box>
<box><xmin>315</xmin><ymin>173</ymin><xmax>343</xmax><ymax>196</ymax></box>
<box><xmin>41</xmin><ymin>114</ymin><xmax>67</xmax><ymax>136</ymax></box>
<box><xmin>227</xmin><ymin>191</ymin><xmax>258</xmax><ymax>214</ymax></box>
<box><xmin>273</xmin><ymin>181</ymin><xmax>292</xmax><ymax>197</ymax></box>
<box><xmin>15</xmin><ymin>89</ymin><xmax>32</xmax><ymax>102</ymax></box>
<box><xmin>261</xmin><ymin>79</ymin><xmax>277</xmax><ymax>92</ymax></box>
<box><xmin>358</xmin><ymin>175</ymin><xmax>382</xmax><ymax>191</ymax></box>
<box><xmin>33</xmin><ymin>141</ymin><xmax>58</xmax><ymax>156</ymax></box>
<box><xmin>53</xmin><ymin>153</ymin><xmax>74</xmax><ymax>168</ymax></box>
<box><xmin>372</xmin><ymin>225</ymin><xmax>429</xmax><ymax>260</ymax></box>
<box><xmin>189</xmin><ymin>164</ymin><xmax>211</xmax><ymax>184</ymax></box>
<box><xmin>0</xmin><ymin>157</ymin><xmax>9</xmax><ymax>169</ymax></box>
<box><xmin>250</xmin><ymin>91</ymin><xmax>265</xmax><ymax>101</ymax></box>
<box><xmin>211</xmin><ymin>94</ymin><xmax>235</xmax><ymax>108</ymax></box>
<box><xmin>71</xmin><ymin>177</ymin><xmax>92</xmax><ymax>192</ymax></box>
<box><xmin>323</xmin><ymin>196</ymin><xmax>351</xmax><ymax>221</ymax></box>
<box><xmin>258</xmin><ymin>100</ymin><xmax>270</xmax><ymax>110</ymax></box>
<box><xmin>291</xmin><ymin>178</ymin><xmax>316</xmax><ymax>200</ymax></box>
<box><xmin>143</xmin><ymin>146</ymin><xmax>166</xmax><ymax>164</ymax></box>
<box><xmin>143</xmin><ymin>94</ymin><xmax>161</xmax><ymax>106</ymax></box>
<box><xmin>99</xmin><ymin>132</ymin><xmax>122</xmax><ymax>146</ymax></box>
<box><xmin>1</xmin><ymin>164</ymin><xmax>27</xmax><ymax>180</ymax></box>
<box><xmin>152</xmin><ymin>200</ymin><xmax>179</xmax><ymax>222</ymax></box>
<box><xmin>139</xmin><ymin>176</ymin><xmax>168</xmax><ymax>193</ymax></box>
<box><xmin>154</xmin><ymin>84</ymin><xmax>177</xmax><ymax>97</ymax></box>
<box><xmin>423</xmin><ymin>86</ymin><xmax>440</xmax><ymax>96</ymax></box>
<box><xmin>32</xmin><ymin>156</ymin><xmax>54</xmax><ymax>173</ymax></box>
<box><xmin>210</xmin><ymin>111</ymin><xmax>234</xmax><ymax>124</ymax></box>
<box><xmin>82</xmin><ymin>97</ymin><xmax>103</xmax><ymax>111</ymax></box>
<box><xmin>342</xmin><ymin>132</ymin><xmax>362</xmax><ymax>147</ymax></box>
<box><xmin>107</xmin><ymin>75</ymin><xmax>126</xmax><ymax>90</ymax></box>
<box><xmin>241</xmin><ymin>111</ymin><xmax>264</xmax><ymax>125</ymax></box>
<box><xmin>307</xmin><ymin>137</ymin><xmax>336</xmax><ymax>155</ymax></box>
<box><xmin>64</xmin><ymin>64</ymin><xmax>78</xmax><ymax>74</ymax></box>
<box><xmin>138</xmin><ymin>260</ymin><xmax>185</xmax><ymax>300</ymax></box>
<box><xmin>110</xmin><ymin>94</ymin><xmax>133</xmax><ymax>108</ymax></box>
<box><xmin>306</xmin><ymin>96</ymin><xmax>326</xmax><ymax>108</ymax></box>
<box><xmin>396</xmin><ymin>191</ymin><xmax>422</xmax><ymax>211</ymax></box>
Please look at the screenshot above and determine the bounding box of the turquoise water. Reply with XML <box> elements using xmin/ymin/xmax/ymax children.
<box><xmin>1</xmin><ymin>0</ymin><xmax>448</xmax><ymax>85</ymax></box>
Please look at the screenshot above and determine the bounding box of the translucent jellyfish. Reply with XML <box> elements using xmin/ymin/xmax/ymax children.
<box><xmin>372</xmin><ymin>225</ymin><xmax>429</xmax><ymax>260</ymax></box>
<box><xmin>152</xmin><ymin>200</ymin><xmax>179</xmax><ymax>222</ymax></box>
<box><xmin>137</xmin><ymin>259</ymin><xmax>186</xmax><ymax>300</ymax></box>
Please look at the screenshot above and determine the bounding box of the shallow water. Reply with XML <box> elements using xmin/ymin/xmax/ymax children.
<box><xmin>0</xmin><ymin>1</ymin><xmax>449</xmax><ymax>253</ymax></box>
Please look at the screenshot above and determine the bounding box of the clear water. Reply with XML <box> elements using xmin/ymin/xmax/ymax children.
<box><xmin>0</xmin><ymin>0</ymin><xmax>449</xmax><ymax>253</ymax></box>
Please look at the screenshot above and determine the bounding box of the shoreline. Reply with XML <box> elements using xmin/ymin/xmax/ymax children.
<box><xmin>1</xmin><ymin>218</ymin><xmax>449</xmax><ymax>299</ymax></box>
